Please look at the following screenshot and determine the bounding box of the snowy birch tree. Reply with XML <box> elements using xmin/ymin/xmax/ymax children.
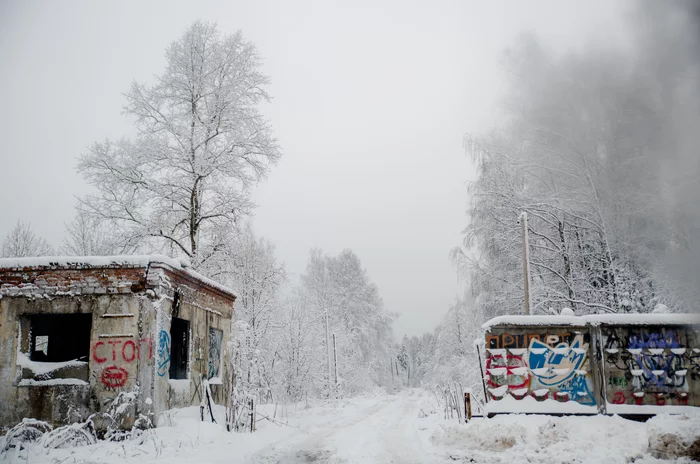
<box><xmin>77</xmin><ymin>21</ymin><xmax>280</xmax><ymax>268</ymax></box>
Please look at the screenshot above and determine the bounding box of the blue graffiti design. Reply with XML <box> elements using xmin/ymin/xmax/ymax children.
<box><xmin>528</xmin><ymin>337</ymin><xmax>585</xmax><ymax>387</ymax></box>
<box><xmin>157</xmin><ymin>329</ymin><xmax>171</xmax><ymax>377</ymax></box>
<box><xmin>627</xmin><ymin>330</ymin><xmax>686</xmax><ymax>390</ymax></box>
<box><xmin>560</xmin><ymin>374</ymin><xmax>596</xmax><ymax>406</ymax></box>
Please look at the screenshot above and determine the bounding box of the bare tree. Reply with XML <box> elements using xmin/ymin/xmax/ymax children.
<box><xmin>61</xmin><ymin>208</ymin><xmax>116</xmax><ymax>256</ymax></box>
<box><xmin>77</xmin><ymin>21</ymin><xmax>281</xmax><ymax>268</ymax></box>
<box><xmin>1</xmin><ymin>219</ymin><xmax>54</xmax><ymax>258</ymax></box>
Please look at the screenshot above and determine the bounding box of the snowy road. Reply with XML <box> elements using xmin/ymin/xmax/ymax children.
<box><xmin>249</xmin><ymin>390</ymin><xmax>437</xmax><ymax>464</ymax></box>
<box><xmin>7</xmin><ymin>390</ymin><xmax>696</xmax><ymax>463</ymax></box>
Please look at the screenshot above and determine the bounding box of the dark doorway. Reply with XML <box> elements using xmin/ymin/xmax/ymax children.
<box><xmin>30</xmin><ymin>313</ymin><xmax>92</xmax><ymax>362</ymax></box>
<box><xmin>169</xmin><ymin>317</ymin><xmax>190</xmax><ymax>379</ymax></box>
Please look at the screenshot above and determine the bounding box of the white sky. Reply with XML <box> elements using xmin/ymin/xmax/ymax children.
<box><xmin>0</xmin><ymin>0</ymin><xmax>630</xmax><ymax>338</ymax></box>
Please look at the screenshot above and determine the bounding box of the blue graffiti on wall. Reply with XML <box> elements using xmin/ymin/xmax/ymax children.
<box><xmin>527</xmin><ymin>336</ymin><xmax>586</xmax><ymax>386</ymax></box>
<box><xmin>626</xmin><ymin>330</ymin><xmax>686</xmax><ymax>390</ymax></box>
<box><xmin>527</xmin><ymin>334</ymin><xmax>596</xmax><ymax>405</ymax></box>
<box><xmin>157</xmin><ymin>329</ymin><xmax>171</xmax><ymax>377</ymax></box>
<box><xmin>560</xmin><ymin>373</ymin><xmax>596</xmax><ymax>406</ymax></box>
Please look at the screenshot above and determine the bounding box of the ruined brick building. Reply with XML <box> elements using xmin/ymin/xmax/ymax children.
<box><xmin>0</xmin><ymin>255</ymin><xmax>236</xmax><ymax>429</ymax></box>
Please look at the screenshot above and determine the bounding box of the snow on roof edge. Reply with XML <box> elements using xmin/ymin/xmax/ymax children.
<box><xmin>0</xmin><ymin>254</ymin><xmax>237</xmax><ymax>299</ymax></box>
<box><xmin>482</xmin><ymin>313</ymin><xmax>700</xmax><ymax>330</ymax></box>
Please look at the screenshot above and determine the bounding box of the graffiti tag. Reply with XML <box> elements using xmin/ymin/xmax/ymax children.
<box><xmin>101</xmin><ymin>365</ymin><xmax>128</xmax><ymax>388</ymax></box>
<box><xmin>157</xmin><ymin>330</ymin><xmax>171</xmax><ymax>377</ymax></box>
<box><xmin>92</xmin><ymin>338</ymin><xmax>153</xmax><ymax>364</ymax></box>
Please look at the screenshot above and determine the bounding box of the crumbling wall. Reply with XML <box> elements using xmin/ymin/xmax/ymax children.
<box><xmin>0</xmin><ymin>293</ymin><xmax>152</xmax><ymax>428</ymax></box>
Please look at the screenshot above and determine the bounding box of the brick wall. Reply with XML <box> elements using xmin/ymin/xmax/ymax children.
<box><xmin>0</xmin><ymin>266</ymin><xmax>148</xmax><ymax>297</ymax></box>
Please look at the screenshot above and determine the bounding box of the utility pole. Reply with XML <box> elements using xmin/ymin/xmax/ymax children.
<box><xmin>332</xmin><ymin>333</ymin><xmax>338</xmax><ymax>398</ymax></box>
<box><xmin>521</xmin><ymin>211</ymin><xmax>531</xmax><ymax>315</ymax></box>
<box><xmin>324</xmin><ymin>309</ymin><xmax>332</xmax><ymax>397</ymax></box>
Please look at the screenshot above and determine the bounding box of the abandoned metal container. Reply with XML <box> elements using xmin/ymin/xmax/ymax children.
<box><xmin>482</xmin><ymin>313</ymin><xmax>700</xmax><ymax>417</ymax></box>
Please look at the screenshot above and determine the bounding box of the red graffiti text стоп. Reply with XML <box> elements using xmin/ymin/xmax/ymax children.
<box><xmin>92</xmin><ymin>338</ymin><xmax>153</xmax><ymax>364</ymax></box>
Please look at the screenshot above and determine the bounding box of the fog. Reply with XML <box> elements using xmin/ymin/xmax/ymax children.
<box><xmin>4</xmin><ymin>1</ymin><xmax>696</xmax><ymax>340</ymax></box>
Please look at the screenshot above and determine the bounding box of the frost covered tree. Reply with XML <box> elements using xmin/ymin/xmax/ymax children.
<box><xmin>298</xmin><ymin>249</ymin><xmax>394</xmax><ymax>397</ymax></box>
<box><xmin>216</xmin><ymin>225</ymin><xmax>286</xmax><ymax>402</ymax></box>
<box><xmin>455</xmin><ymin>4</ymin><xmax>700</xmax><ymax>320</ymax></box>
<box><xmin>61</xmin><ymin>208</ymin><xmax>116</xmax><ymax>256</ymax></box>
<box><xmin>77</xmin><ymin>21</ymin><xmax>280</xmax><ymax>268</ymax></box>
<box><xmin>1</xmin><ymin>219</ymin><xmax>54</xmax><ymax>258</ymax></box>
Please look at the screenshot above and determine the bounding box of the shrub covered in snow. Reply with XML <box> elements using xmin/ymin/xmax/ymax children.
<box><xmin>0</xmin><ymin>418</ymin><xmax>52</xmax><ymax>452</ymax></box>
<box><xmin>39</xmin><ymin>419</ymin><xmax>97</xmax><ymax>449</ymax></box>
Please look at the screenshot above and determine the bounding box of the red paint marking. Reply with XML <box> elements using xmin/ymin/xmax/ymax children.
<box><xmin>92</xmin><ymin>341</ymin><xmax>107</xmax><ymax>363</ymax></box>
<box><xmin>485</xmin><ymin>355</ymin><xmax>530</xmax><ymax>389</ymax></box>
<box><xmin>612</xmin><ymin>391</ymin><xmax>626</xmax><ymax>404</ymax></box>
<box><xmin>101</xmin><ymin>365</ymin><xmax>128</xmax><ymax>388</ymax></box>
<box><xmin>122</xmin><ymin>340</ymin><xmax>137</xmax><ymax>362</ymax></box>
<box><xmin>93</xmin><ymin>338</ymin><xmax>153</xmax><ymax>364</ymax></box>
<box><xmin>107</xmin><ymin>340</ymin><xmax>122</xmax><ymax>361</ymax></box>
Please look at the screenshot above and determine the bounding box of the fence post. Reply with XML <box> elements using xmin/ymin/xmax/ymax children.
<box><xmin>464</xmin><ymin>392</ymin><xmax>472</xmax><ymax>423</ymax></box>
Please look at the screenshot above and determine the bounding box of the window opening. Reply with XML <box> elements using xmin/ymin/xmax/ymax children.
<box><xmin>169</xmin><ymin>317</ymin><xmax>190</xmax><ymax>379</ymax></box>
<box><xmin>29</xmin><ymin>313</ymin><xmax>92</xmax><ymax>362</ymax></box>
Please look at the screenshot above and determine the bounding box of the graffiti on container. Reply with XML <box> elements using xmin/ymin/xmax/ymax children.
<box><xmin>486</xmin><ymin>331</ymin><xmax>577</xmax><ymax>350</ymax></box>
<box><xmin>485</xmin><ymin>335</ymin><xmax>595</xmax><ymax>405</ymax></box>
<box><xmin>485</xmin><ymin>354</ymin><xmax>530</xmax><ymax>389</ymax></box>
<box><xmin>527</xmin><ymin>335</ymin><xmax>587</xmax><ymax>386</ymax></box>
<box><xmin>602</xmin><ymin>326</ymin><xmax>698</xmax><ymax>406</ymax></box>
<box><xmin>608</xmin><ymin>376</ymin><xmax>628</xmax><ymax>388</ymax></box>
<box><xmin>612</xmin><ymin>391</ymin><xmax>626</xmax><ymax>404</ymax></box>
<box><xmin>559</xmin><ymin>373</ymin><xmax>596</xmax><ymax>405</ymax></box>
<box><xmin>157</xmin><ymin>330</ymin><xmax>171</xmax><ymax>377</ymax></box>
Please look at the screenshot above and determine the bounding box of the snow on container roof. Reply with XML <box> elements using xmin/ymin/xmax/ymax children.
<box><xmin>482</xmin><ymin>313</ymin><xmax>700</xmax><ymax>330</ymax></box>
<box><xmin>0</xmin><ymin>254</ymin><xmax>237</xmax><ymax>299</ymax></box>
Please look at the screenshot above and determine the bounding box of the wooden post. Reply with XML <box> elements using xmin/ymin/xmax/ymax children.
<box><xmin>249</xmin><ymin>398</ymin><xmax>255</xmax><ymax>432</ymax></box>
<box><xmin>464</xmin><ymin>392</ymin><xmax>472</xmax><ymax>423</ymax></box>
<box><xmin>521</xmin><ymin>211</ymin><xmax>531</xmax><ymax>315</ymax></box>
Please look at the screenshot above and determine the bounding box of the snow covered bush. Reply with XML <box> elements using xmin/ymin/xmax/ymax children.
<box><xmin>38</xmin><ymin>419</ymin><xmax>97</xmax><ymax>449</ymax></box>
<box><xmin>0</xmin><ymin>418</ymin><xmax>52</xmax><ymax>452</ymax></box>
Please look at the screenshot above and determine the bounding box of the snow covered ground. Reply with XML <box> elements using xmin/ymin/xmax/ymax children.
<box><xmin>2</xmin><ymin>389</ymin><xmax>698</xmax><ymax>463</ymax></box>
